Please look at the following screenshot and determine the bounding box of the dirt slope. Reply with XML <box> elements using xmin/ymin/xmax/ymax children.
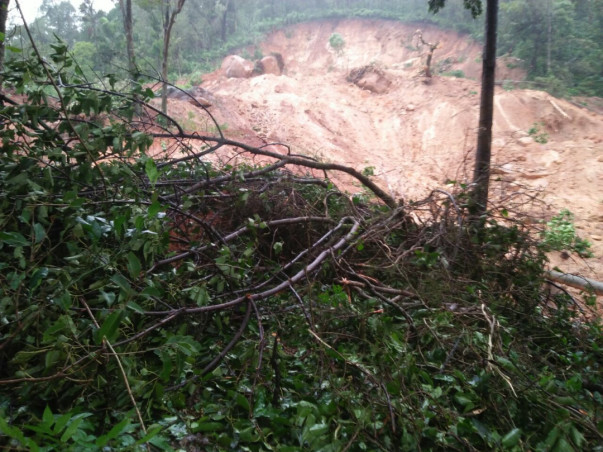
<box><xmin>168</xmin><ymin>19</ymin><xmax>603</xmax><ymax>304</ymax></box>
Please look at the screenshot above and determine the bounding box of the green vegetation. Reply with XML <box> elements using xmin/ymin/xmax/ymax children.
<box><xmin>0</xmin><ymin>39</ymin><xmax>601</xmax><ymax>451</ymax></box>
<box><xmin>541</xmin><ymin>209</ymin><xmax>593</xmax><ymax>258</ymax></box>
<box><xmin>328</xmin><ymin>32</ymin><xmax>346</xmax><ymax>55</ymax></box>
<box><xmin>528</xmin><ymin>122</ymin><xmax>549</xmax><ymax>144</ymax></box>
<box><xmin>7</xmin><ymin>0</ymin><xmax>601</xmax><ymax>97</ymax></box>
<box><xmin>442</xmin><ymin>69</ymin><xmax>466</xmax><ymax>78</ymax></box>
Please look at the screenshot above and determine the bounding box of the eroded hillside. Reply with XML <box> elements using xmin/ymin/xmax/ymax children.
<box><xmin>165</xmin><ymin>19</ymin><xmax>603</xmax><ymax>299</ymax></box>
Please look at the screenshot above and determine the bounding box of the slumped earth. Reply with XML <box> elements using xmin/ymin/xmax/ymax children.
<box><xmin>162</xmin><ymin>19</ymin><xmax>603</xmax><ymax>305</ymax></box>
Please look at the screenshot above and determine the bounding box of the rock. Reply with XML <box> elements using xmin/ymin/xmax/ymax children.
<box><xmin>164</xmin><ymin>86</ymin><xmax>213</xmax><ymax>108</ymax></box>
<box><xmin>518</xmin><ymin>136</ymin><xmax>534</xmax><ymax>146</ymax></box>
<box><xmin>356</xmin><ymin>71</ymin><xmax>391</xmax><ymax>94</ymax></box>
<box><xmin>347</xmin><ymin>65</ymin><xmax>392</xmax><ymax>94</ymax></box>
<box><xmin>222</xmin><ymin>55</ymin><xmax>254</xmax><ymax>78</ymax></box>
<box><xmin>188</xmin><ymin>96</ymin><xmax>212</xmax><ymax>108</ymax></box>
<box><xmin>259</xmin><ymin>55</ymin><xmax>283</xmax><ymax>75</ymax></box>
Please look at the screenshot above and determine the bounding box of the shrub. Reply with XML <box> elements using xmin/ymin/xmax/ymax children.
<box><xmin>328</xmin><ymin>32</ymin><xmax>345</xmax><ymax>55</ymax></box>
<box><xmin>541</xmin><ymin>209</ymin><xmax>593</xmax><ymax>257</ymax></box>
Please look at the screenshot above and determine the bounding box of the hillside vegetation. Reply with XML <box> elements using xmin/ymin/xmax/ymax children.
<box><xmin>0</xmin><ymin>33</ymin><xmax>601</xmax><ymax>451</ymax></box>
<box><xmin>9</xmin><ymin>0</ymin><xmax>603</xmax><ymax>98</ymax></box>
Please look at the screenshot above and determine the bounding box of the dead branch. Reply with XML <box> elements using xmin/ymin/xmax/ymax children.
<box><xmin>546</xmin><ymin>270</ymin><xmax>603</xmax><ymax>296</ymax></box>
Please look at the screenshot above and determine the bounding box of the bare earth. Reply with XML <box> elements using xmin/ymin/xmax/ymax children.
<box><xmin>166</xmin><ymin>19</ymin><xmax>603</xmax><ymax>306</ymax></box>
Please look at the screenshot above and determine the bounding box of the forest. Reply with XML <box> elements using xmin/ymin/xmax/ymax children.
<box><xmin>7</xmin><ymin>0</ymin><xmax>603</xmax><ymax>97</ymax></box>
<box><xmin>0</xmin><ymin>0</ymin><xmax>602</xmax><ymax>451</ymax></box>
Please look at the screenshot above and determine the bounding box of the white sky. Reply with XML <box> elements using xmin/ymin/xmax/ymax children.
<box><xmin>9</xmin><ymin>0</ymin><xmax>117</xmax><ymax>25</ymax></box>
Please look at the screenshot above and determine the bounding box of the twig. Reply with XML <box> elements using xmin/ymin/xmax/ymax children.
<box><xmin>80</xmin><ymin>299</ymin><xmax>149</xmax><ymax>445</ymax></box>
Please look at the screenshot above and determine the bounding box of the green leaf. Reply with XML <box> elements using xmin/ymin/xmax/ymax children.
<box><xmin>60</xmin><ymin>417</ymin><xmax>84</xmax><ymax>443</ymax></box>
<box><xmin>53</xmin><ymin>413</ymin><xmax>72</xmax><ymax>436</ymax></box>
<box><xmin>501</xmin><ymin>428</ymin><xmax>521</xmax><ymax>448</ymax></box>
<box><xmin>126</xmin><ymin>252</ymin><xmax>142</xmax><ymax>279</ymax></box>
<box><xmin>29</xmin><ymin>267</ymin><xmax>49</xmax><ymax>289</ymax></box>
<box><xmin>194</xmin><ymin>421</ymin><xmax>225</xmax><ymax>432</ymax></box>
<box><xmin>134</xmin><ymin>424</ymin><xmax>163</xmax><ymax>446</ymax></box>
<box><xmin>145</xmin><ymin>158</ymin><xmax>159</xmax><ymax>185</ymax></box>
<box><xmin>553</xmin><ymin>437</ymin><xmax>573</xmax><ymax>452</ymax></box>
<box><xmin>94</xmin><ymin>310</ymin><xmax>125</xmax><ymax>345</ymax></box>
<box><xmin>42</xmin><ymin>405</ymin><xmax>54</xmax><ymax>426</ymax></box>
<box><xmin>111</xmin><ymin>273</ymin><xmax>134</xmax><ymax>295</ymax></box>
<box><xmin>95</xmin><ymin>418</ymin><xmax>131</xmax><ymax>447</ymax></box>
<box><xmin>0</xmin><ymin>231</ymin><xmax>29</xmax><ymax>246</ymax></box>
<box><xmin>569</xmin><ymin>425</ymin><xmax>585</xmax><ymax>448</ymax></box>
<box><xmin>127</xmin><ymin>300</ymin><xmax>145</xmax><ymax>313</ymax></box>
<box><xmin>0</xmin><ymin>417</ymin><xmax>39</xmax><ymax>451</ymax></box>
<box><xmin>33</xmin><ymin>223</ymin><xmax>46</xmax><ymax>243</ymax></box>
<box><xmin>236</xmin><ymin>393</ymin><xmax>250</xmax><ymax>411</ymax></box>
<box><xmin>148</xmin><ymin>200</ymin><xmax>162</xmax><ymax>217</ymax></box>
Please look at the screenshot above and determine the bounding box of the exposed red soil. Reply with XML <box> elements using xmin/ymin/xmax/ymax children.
<box><xmin>160</xmin><ymin>19</ymin><xmax>603</xmax><ymax>307</ymax></box>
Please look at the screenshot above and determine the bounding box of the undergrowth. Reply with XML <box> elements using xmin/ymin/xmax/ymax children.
<box><xmin>0</xmin><ymin>40</ymin><xmax>601</xmax><ymax>452</ymax></box>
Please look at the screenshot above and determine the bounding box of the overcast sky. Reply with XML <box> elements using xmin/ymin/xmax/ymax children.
<box><xmin>9</xmin><ymin>0</ymin><xmax>116</xmax><ymax>25</ymax></box>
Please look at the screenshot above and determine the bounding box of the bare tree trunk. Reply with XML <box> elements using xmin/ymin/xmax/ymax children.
<box><xmin>0</xmin><ymin>0</ymin><xmax>10</xmax><ymax>77</ymax></box>
<box><xmin>546</xmin><ymin>0</ymin><xmax>552</xmax><ymax>74</ymax></box>
<box><xmin>119</xmin><ymin>0</ymin><xmax>136</xmax><ymax>77</ymax></box>
<box><xmin>471</xmin><ymin>0</ymin><xmax>498</xmax><ymax>218</ymax></box>
<box><xmin>161</xmin><ymin>0</ymin><xmax>186</xmax><ymax>116</ymax></box>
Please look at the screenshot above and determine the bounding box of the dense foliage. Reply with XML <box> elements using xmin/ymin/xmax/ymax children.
<box><xmin>0</xmin><ymin>39</ymin><xmax>601</xmax><ymax>451</ymax></box>
<box><xmin>7</xmin><ymin>0</ymin><xmax>603</xmax><ymax>97</ymax></box>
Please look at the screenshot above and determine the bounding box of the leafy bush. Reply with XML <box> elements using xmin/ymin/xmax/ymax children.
<box><xmin>328</xmin><ymin>32</ymin><xmax>346</xmax><ymax>55</ymax></box>
<box><xmin>528</xmin><ymin>122</ymin><xmax>549</xmax><ymax>144</ymax></box>
<box><xmin>541</xmin><ymin>209</ymin><xmax>593</xmax><ymax>257</ymax></box>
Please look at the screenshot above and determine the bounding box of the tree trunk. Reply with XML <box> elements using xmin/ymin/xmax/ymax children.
<box><xmin>0</xmin><ymin>0</ymin><xmax>10</xmax><ymax>77</ymax></box>
<box><xmin>471</xmin><ymin>0</ymin><xmax>498</xmax><ymax>217</ymax></box>
<box><xmin>161</xmin><ymin>0</ymin><xmax>186</xmax><ymax>116</ymax></box>
<box><xmin>119</xmin><ymin>0</ymin><xmax>136</xmax><ymax>77</ymax></box>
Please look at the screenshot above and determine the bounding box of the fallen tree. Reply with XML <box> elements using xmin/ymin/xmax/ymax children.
<box><xmin>546</xmin><ymin>270</ymin><xmax>603</xmax><ymax>296</ymax></box>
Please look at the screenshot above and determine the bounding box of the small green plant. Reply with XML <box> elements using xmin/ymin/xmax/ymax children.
<box><xmin>541</xmin><ymin>209</ymin><xmax>593</xmax><ymax>257</ymax></box>
<box><xmin>361</xmin><ymin>166</ymin><xmax>375</xmax><ymax>177</ymax></box>
<box><xmin>188</xmin><ymin>71</ymin><xmax>203</xmax><ymax>86</ymax></box>
<box><xmin>443</xmin><ymin>69</ymin><xmax>465</xmax><ymax>78</ymax></box>
<box><xmin>527</xmin><ymin>122</ymin><xmax>549</xmax><ymax>144</ymax></box>
<box><xmin>329</xmin><ymin>32</ymin><xmax>345</xmax><ymax>55</ymax></box>
<box><xmin>469</xmin><ymin>90</ymin><xmax>478</xmax><ymax>95</ymax></box>
<box><xmin>502</xmin><ymin>80</ymin><xmax>515</xmax><ymax>91</ymax></box>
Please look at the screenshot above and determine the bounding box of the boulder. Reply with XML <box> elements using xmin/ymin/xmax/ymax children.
<box><xmin>259</xmin><ymin>55</ymin><xmax>283</xmax><ymax>75</ymax></box>
<box><xmin>163</xmin><ymin>86</ymin><xmax>213</xmax><ymax>108</ymax></box>
<box><xmin>347</xmin><ymin>65</ymin><xmax>391</xmax><ymax>94</ymax></box>
<box><xmin>222</xmin><ymin>55</ymin><xmax>254</xmax><ymax>78</ymax></box>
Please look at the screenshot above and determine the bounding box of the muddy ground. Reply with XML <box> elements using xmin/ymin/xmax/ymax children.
<box><xmin>159</xmin><ymin>19</ymin><xmax>603</xmax><ymax>308</ymax></box>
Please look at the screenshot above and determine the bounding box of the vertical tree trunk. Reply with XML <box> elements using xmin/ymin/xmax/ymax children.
<box><xmin>161</xmin><ymin>0</ymin><xmax>186</xmax><ymax>116</ymax></box>
<box><xmin>546</xmin><ymin>0</ymin><xmax>552</xmax><ymax>74</ymax></box>
<box><xmin>120</xmin><ymin>0</ymin><xmax>136</xmax><ymax>77</ymax></box>
<box><xmin>119</xmin><ymin>0</ymin><xmax>141</xmax><ymax>116</ymax></box>
<box><xmin>471</xmin><ymin>0</ymin><xmax>498</xmax><ymax>217</ymax></box>
<box><xmin>0</xmin><ymin>0</ymin><xmax>10</xmax><ymax>77</ymax></box>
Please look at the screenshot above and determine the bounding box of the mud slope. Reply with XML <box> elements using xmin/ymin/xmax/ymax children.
<box><xmin>170</xmin><ymin>19</ymin><xmax>603</xmax><ymax>300</ymax></box>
